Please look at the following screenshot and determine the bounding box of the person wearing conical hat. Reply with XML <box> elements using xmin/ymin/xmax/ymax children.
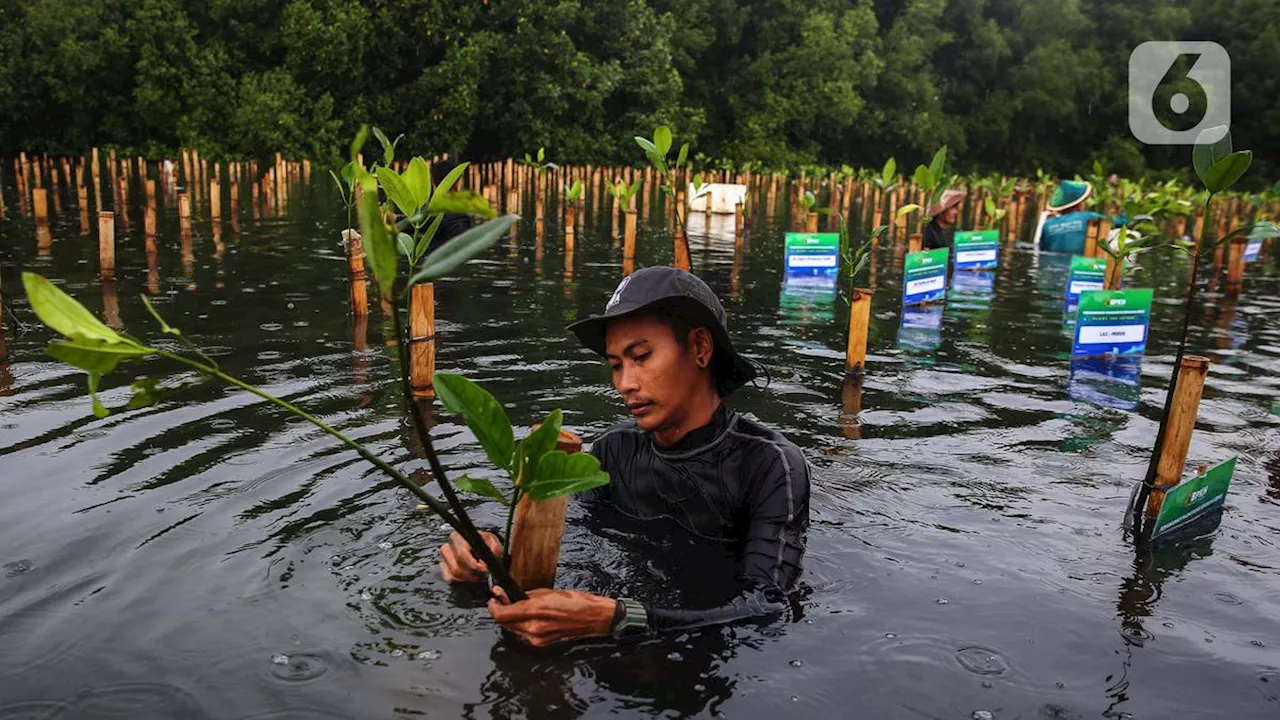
<box><xmin>1036</xmin><ymin>180</ymin><xmax>1106</xmax><ymax>254</ymax></box>
<box><xmin>923</xmin><ymin>188</ymin><xmax>967</xmax><ymax>251</ymax></box>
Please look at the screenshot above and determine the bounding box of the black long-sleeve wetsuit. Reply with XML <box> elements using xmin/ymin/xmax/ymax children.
<box><xmin>580</xmin><ymin>403</ymin><xmax>810</xmax><ymax>632</ymax></box>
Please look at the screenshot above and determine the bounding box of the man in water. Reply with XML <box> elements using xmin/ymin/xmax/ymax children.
<box><xmin>438</xmin><ymin>267</ymin><xmax>811</xmax><ymax>646</ymax></box>
<box><xmin>923</xmin><ymin>188</ymin><xmax>966</xmax><ymax>250</ymax></box>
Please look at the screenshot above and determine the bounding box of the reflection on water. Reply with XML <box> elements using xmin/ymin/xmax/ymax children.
<box><xmin>1</xmin><ymin>170</ymin><xmax>1279</xmax><ymax>718</ymax></box>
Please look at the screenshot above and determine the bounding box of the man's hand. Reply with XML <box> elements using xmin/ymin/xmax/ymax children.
<box><xmin>488</xmin><ymin>588</ymin><xmax>617</xmax><ymax>647</ymax></box>
<box><xmin>439</xmin><ymin>530</ymin><xmax>504</xmax><ymax>584</ymax></box>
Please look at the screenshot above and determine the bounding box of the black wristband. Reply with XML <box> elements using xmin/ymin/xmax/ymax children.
<box><xmin>611</xmin><ymin>598</ymin><xmax>625</xmax><ymax>632</ymax></box>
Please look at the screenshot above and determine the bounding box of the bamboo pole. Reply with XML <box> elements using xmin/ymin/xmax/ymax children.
<box><xmin>98</xmin><ymin>211</ymin><xmax>116</xmax><ymax>279</ymax></box>
<box><xmin>908</xmin><ymin>233</ymin><xmax>923</xmax><ymax>254</ymax></box>
<box><xmin>344</xmin><ymin>231</ymin><xmax>369</xmax><ymax>316</ymax></box>
<box><xmin>623</xmin><ymin>209</ymin><xmax>637</xmax><ymax>277</ymax></box>
<box><xmin>32</xmin><ymin>188</ymin><xmax>48</xmax><ymax>224</ymax></box>
<box><xmin>1225</xmin><ymin>236</ymin><xmax>1246</xmax><ymax>295</ymax></box>
<box><xmin>178</xmin><ymin>192</ymin><xmax>192</xmax><ymax>235</ymax></box>
<box><xmin>1145</xmin><ymin>356</ymin><xmax>1211</xmax><ymax>523</ymax></box>
<box><xmin>210</xmin><ymin>179</ymin><xmax>221</xmax><ymax>220</ymax></box>
<box><xmin>509</xmin><ymin>429</ymin><xmax>581</xmax><ymax>590</ymax></box>
<box><xmin>805</xmin><ymin>212</ymin><xmax>818</xmax><ymax>233</ymax></box>
<box><xmin>409</xmin><ymin>283</ymin><xmax>436</xmax><ymax>399</ymax></box>
<box><xmin>1084</xmin><ymin>220</ymin><xmax>1100</xmax><ymax>258</ymax></box>
<box><xmin>845</xmin><ymin>289</ymin><xmax>874</xmax><ymax>371</ymax></box>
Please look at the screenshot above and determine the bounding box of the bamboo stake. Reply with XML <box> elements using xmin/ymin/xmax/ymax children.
<box><xmin>908</xmin><ymin>233</ymin><xmax>923</xmax><ymax>254</ymax></box>
<box><xmin>210</xmin><ymin>180</ymin><xmax>221</xmax><ymax>220</ymax></box>
<box><xmin>98</xmin><ymin>211</ymin><xmax>116</xmax><ymax>279</ymax></box>
<box><xmin>846</xmin><ymin>289</ymin><xmax>874</xmax><ymax>371</ymax></box>
<box><xmin>623</xmin><ymin>209</ymin><xmax>637</xmax><ymax>277</ymax></box>
<box><xmin>1145</xmin><ymin>356</ymin><xmax>1210</xmax><ymax>523</ymax></box>
<box><xmin>1225</xmin><ymin>236</ymin><xmax>1246</xmax><ymax>296</ymax></box>
<box><xmin>409</xmin><ymin>283</ymin><xmax>436</xmax><ymax>399</ymax></box>
<box><xmin>32</xmin><ymin>188</ymin><xmax>48</xmax><ymax>224</ymax></box>
<box><xmin>509</xmin><ymin>429</ymin><xmax>581</xmax><ymax>589</ymax></box>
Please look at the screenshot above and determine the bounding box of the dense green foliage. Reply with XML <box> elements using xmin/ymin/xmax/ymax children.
<box><xmin>2</xmin><ymin>0</ymin><xmax>1276</xmax><ymax>181</ymax></box>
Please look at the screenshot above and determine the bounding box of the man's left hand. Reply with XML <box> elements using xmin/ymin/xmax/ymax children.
<box><xmin>488</xmin><ymin>588</ymin><xmax>617</xmax><ymax>647</ymax></box>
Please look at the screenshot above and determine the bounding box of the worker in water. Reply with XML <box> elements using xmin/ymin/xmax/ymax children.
<box><xmin>439</xmin><ymin>267</ymin><xmax>811</xmax><ymax>646</ymax></box>
<box><xmin>923</xmin><ymin>189</ymin><xmax>967</xmax><ymax>250</ymax></box>
<box><xmin>1037</xmin><ymin>180</ymin><xmax>1101</xmax><ymax>254</ymax></box>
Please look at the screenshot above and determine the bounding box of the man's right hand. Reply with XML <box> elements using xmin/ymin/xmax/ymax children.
<box><xmin>439</xmin><ymin>530</ymin><xmax>504</xmax><ymax>584</ymax></box>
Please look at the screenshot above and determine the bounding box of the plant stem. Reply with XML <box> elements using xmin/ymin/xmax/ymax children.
<box><xmin>153</xmin><ymin>349</ymin><xmax>462</xmax><ymax>528</ymax></box>
<box><xmin>390</xmin><ymin>296</ymin><xmax>527</xmax><ymax>602</ymax></box>
<box><xmin>503</xmin><ymin>486</ymin><xmax>522</xmax><ymax>558</ymax></box>
<box><xmin>1131</xmin><ymin>197</ymin><xmax>1211</xmax><ymax>533</ymax></box>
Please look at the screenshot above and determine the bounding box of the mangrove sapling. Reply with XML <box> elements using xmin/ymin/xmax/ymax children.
<box><xmin>435</xmin><ymin>374</ymin><xmax>610</xmax><ymax>558</ymax></box>
<box><xmin>895</xmin><ymin>146</ymin><xmax>949</xmax><ymax>231</ymax></box>
<box><xmin>635</xmin><ymin>125</ymin><xmax>708</xmax><ymax>255</ymax></box>
<box><xmin>564</xmin><ymin>179</ymin><xmax>584</xmax><ymax>204</ymax></box>
<box><xmin>1129</xmin><ymin>127</ymin><xmax>1280</xmax><ymax>536</ymax></box>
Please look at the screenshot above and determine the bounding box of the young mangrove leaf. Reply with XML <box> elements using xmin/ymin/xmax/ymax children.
<box><xmin>517</xmin><ymin>410</ymin><xmax>563</xmax><ymax>484</ymax></box>
<box><xmin>329</xmin><ymin>170</ymin><xmax>348</xmax><ymax>204</ymax></box>
<box><xmin>536</xmin><ymin>147</ymin><xmax>545</xmax><ymax>164</ymax></box>
<box><xmin>356</xmin><ymin>176</ymin><xmax>398</xmax><ymax>298</ymax></box>
<box><xmin>523</xmin><ymin>451</ymin><xmax>610</xmax><ymax>501</ymax></box>
<box><xmin>676</xmin><ymin>142</ymin><xmax>689</xmax><ymax>169</ymax></box>
<box><xmin>432</xmin><ymin>161</ymin><xmax>469</xmax><ymax>202</ymax></box>
<box><xmin>413</xmin><ymin>213</ymin><xmax>445</xmax><ymax>263</ymax></box>
<box><xmin>913</xmin><ymin>165</ymin><xmax>933</xmax><ymax>189</ymax></box>
<box><xmin>22</xmin><ymin>272</ymin><xmax>125</xmax><ymax>344</ymax></box>
<box><xmin>1202</xmin><ymin>151</ymin><xmax>1252</xmax><ymax>195</ymax></box>
<box><xmin>1192</xmin><ymin>126</ymin><xmax>1232</xmax><ymax>184</ymax></box>
<box><xmin>46</xmin><ymin>338</ymin><xmax>153</xmax><ymax>419</ymax></box>
<box><xmin>404</xmin><ymin>157</ymin><xmax>432</xmax><ymax>209</ymax></box>
<box><xmin>396</xmin><ymin>232</ymin><xmax>415</xmax><ymax>258</ymax></box>
<box><xmin>377</xmin><ymin>167</ymin><xmax>418</xmax><ymax>218</ymax></box>
<box><xmin>405</xmin><ymin>215</ymin><xmax>520</xmax><ymax>287</ymax></box>
<box><xmin>928</xmin><ymin>147</ymin><xmax>948</xmax><ymax>184</ymax></box>
<box><xmin>429</xmin><ymin>190</ymin><xmax>496</xmax><ymax>219</ymax></box>
<box><xmin>433</xmin><ymin>372</ymin><xmax>515</xmax><ymax>472</ymax></box>
<box><xmin>455</xmin><ymin>476</ymin><xmax>510</xmax><ymax>506</ymax></box>
<box><xmin>349</xmin><ymin>125</ymin><xmax>369</xmax><ymax>164</ymax></box>
<box><xmin>880</xmin><ymin>158</ymin><xmax>896</xmax><ymax>187</ymax></box>
<box><xmin>634</xmin><ymin>136</ymin><xmax>659</xmax><ymax>156</ymax></box>
<box><xmin>371</xmin><ymin>126</ymin><xmax>396</xmax><ymax>167</ymax></box>
<box><xmin>654</xmin><ymin>126</ymin><xmax>673</xmax><ymax>156</ymax></box>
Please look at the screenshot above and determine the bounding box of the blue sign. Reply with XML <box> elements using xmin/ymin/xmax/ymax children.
<box><xmin>902</xmin><ymin>248</ymin><xmax>949</xmax><ymax>307</ymax></box>
<box><xmin>1066</xmin><ymin>255</ymin><xmax>1108</xmax><ymax>305</ymax></box>
<box><xmin>784</xmin><ymin>233</ymin><xmax>840</xmax><ymax>275</ymax></box>
<box><xmin>1244</xmin><ymin>239</ymin><xmax>1262</xmax><ymax>263</ymax></box>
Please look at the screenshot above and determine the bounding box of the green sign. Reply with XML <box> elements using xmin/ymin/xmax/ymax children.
<box><xmin>1152</xmin><ymin>457</ymin><xmax>1236</xmax><ymax>540</ymax></box>
<box><xmin>953</xmin><ymin>230</ymin><xmax>999</xmax><ymax>270</ymax></box>
<box><xmin>784</xmin><ymin>232</ymin><xmax>840</xmax><ymax>272</ymax></box>
<box><xmin>1066</xmin><ymin>255</ymin><xmax>1107</xmax><ymax>303</ymax></box>
<box><xmin>1072</xmin><ymin>288</ymin><xmax>1153</xmax><ymax>356</ymax></box>
<box><xmin>903</xmin><ymin>247</ymin><xmax>949</xmax><ymax>306</ymax></box>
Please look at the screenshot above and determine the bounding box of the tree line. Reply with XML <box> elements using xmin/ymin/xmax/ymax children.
<box><xmin>1</xmin><ymin>0</ymin><xmax>1275</xmax><ymax>184</ymax></box>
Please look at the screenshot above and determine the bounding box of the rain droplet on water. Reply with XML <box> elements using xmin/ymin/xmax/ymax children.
<box><xmin>667</xmin><ymin>652</ymin><xmax>683</xmax><ymax>661</ymax></box>
<box><xmin>271</xmin><ymin>654</ymin><xmax>290</xmax><ymax>665</ymax></box>
<box><xmin>885</xmin><ymin>633</ymin><xmax>897</xmax><ymax>639</ymax></box>
<box><xmin>973</xmin><ymin>579</ymin><xmax>982</xmax><ymax>585</ymax></box>
<box><xmin>789</xmin><ymin>659</ymin><xmax>803</xmax><ymax>667</ymax></box>
<box><xmin>360</xmin><ymin>591</ymin><xmax>373</xmax><ymax>601</ymax></box>
<box><xmin>937</xmin><ymin>598</ymin><xmax>949</xmax><ymax>605</ymax></box>
<box><xmin>972</xmin><ymin>711</ymin><xmax>993</xmax><ymax>720</ymax></box>
<box><xmin>390</xmin><ymin>649</ymin><xmax>404</xmax><ymax>657</ymax></box>
<box><xmin>378</xmin><ymin>542</ymin><xmax>392</xmax><ymax>550</ymax></box>
<box><xmin>418</xmin><ymin>650</ymin><xmax>442</xmax><ymax>661</ymax></box>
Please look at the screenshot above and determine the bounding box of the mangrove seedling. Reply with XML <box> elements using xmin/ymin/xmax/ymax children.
<box><xmin>608</xmin><ymin>177</ymin><xmax>643</xmax><ymax>210</ymax></box>
<box><xmin>1129</xmin><ymin>126</ymin><xmax>1280</xmax><ymax>537</ymax></box>
<box><xmin>565</xmin><ymin>179</ymin><xmax>584</xmax><ymax>204</ymax></box>
<box><xmin>521</xmin><ymin>147</ymin><xmax>556</xmax><ymax>176</ymax></box>
<box><xmin>436</xmin><ymin>373</ymin><xmax>610</xmax><ymax>557</ymax></box>
<box><xmin>635</xmin><ymin>124</ymin><xmax>705</xmax><ymax>243</ymax></box>
<box><xmin>895</xmin><ymin>146</ymin><xmax>949</xmax><ymax>226</ymax></box>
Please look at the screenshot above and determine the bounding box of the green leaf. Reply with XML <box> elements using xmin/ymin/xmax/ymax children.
<box><xmin>654</xmin><ymin>126</ymin><xmax>672</xmax><ymax>157</ymax></box>
<box><xmin>428</xmin><ymin>190</ymin><xmax>496</xmax><ymax>219</ymax></box>
<box><xmin>676</xmin><ymin>143</ymin><xmax>689</xmax><ymax>169</ymax></box>
<box><xmin>537</xmin><ymin>147</ymin><xmax>545</xmax><ymax>163</ymax></box>
<box><xmin>405</xmin><ymin>215</ymin><xmax>520</xmax><ymax>287</ymax></box>
<box><xmin>371</xmin><ymin>126</ymin><xmax>394</xmax><ymax>166</ymax></box>
<box><xmin>523</xmin><ymin>451</ymin><xmax>610</xmax><ymax>501</ymax></box>
<box><xmin>47</xmin><ymin>337</ymin><xmax>153</xmax><ymax>419</ymax></box>
<box><xmin>455</xmin><ymin>476</ymin><xmax>510</xmax><ymax>506</ymax></box>
<box><xmin>433</xmin><ymin>372</ymin><xmax>515</xmax><ymax>472</ymax></box>
<box><xmin>356</xmin><ymin>176</ymin><xmax>398</xmax><ymax>298</ymax></box>
<box><xmin>881</xmin><ymin>158</ymin><xmax>896</xmax><ymax>187</ymax></box>
<box><xmin>125</xmin><ymin>377</ymin><xmax>169</xmax><ymax>410</ymax></box>
<box><xmin>635</xmin><ymin>136</ymin><xmax>659</xmax><ymax>156</ymax></box>
<box><xmin>329</xmin><ymin>170</ymin><xmax>347</xmax><ymax>203</ymax></box>
<box><xmin>928</xmin><ymin>147</ymin><xmax>947</xmax><ymax>184</ymax></box>
<box><xmin>897</xmin><ymin>203</ymin><xmax>922</xmax><ymax>217</ymax></box>
<box><xmin>433</xmin><ymin>161</ymin><xmax>469</xmax><ymax>199</ymax></box>
<box><xmin>23</xmin><ymin>272</ymin><xmax>125</xmax><ymax>343</ymax></box>
<box><xmin>1202</xmin><ymin>151</ymin><xmax>1252</xmax><ymax>195</ymax></box>
<box><xmin>519</xmin><ymin>410</ymin><xmax>563</xmax><ymax>483</ymax></box>
<box><xmin>396</xmin><ymin>232</ymin><xmax>414</xmax><ymax>258</ymax></box>
<box><xmin>404</xmin><ymin>157</ymin><xmax>432</xmax><ymax>209</ymax></box>
<box><xmin>140</xmin><ymin>295</ymin><xmax>179</xmax><ymax>336</ymax></box>
<box><xmin>913</xmin><ymin>165</ymin><xmax>933</xmax><ymax>189</ymax></box>
<box><xmin>1193</xmin><ymin>126</ymin><xmax>1232</xmax><ymax>184</ymax></box>
<box><xmin>350</xmin><ymin>125</ymin><xmax>369</xmax><ymax>165</ymax></box>
<box><xmin>377</xmin><ymin>166</ymin><xmax>418</xmax><ymax>218</ymax></box>
<box><xmin>413</xmin><ymin>213</ymin><xmax>444</xmax><ymax>263</ymax></box>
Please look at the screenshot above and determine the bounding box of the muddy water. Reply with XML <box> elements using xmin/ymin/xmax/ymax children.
<box><xmin>1</xmin><ymin>171</ymin><xmax>1278</xmax><ymax>719</ymax></box>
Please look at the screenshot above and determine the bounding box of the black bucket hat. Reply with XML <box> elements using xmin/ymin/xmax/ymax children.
<box><xmin>567</xmin><ymin>267</ymin><xmax>758</xmax><ymax>396</ymax></box>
